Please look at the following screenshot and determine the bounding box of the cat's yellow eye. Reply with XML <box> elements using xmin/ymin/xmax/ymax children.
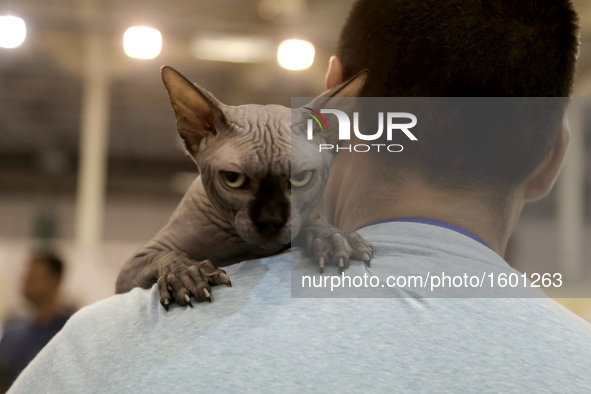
<box><xmin>290</xmin><ymin>170</ymin><xmax>314</xmax><ymax>188</ymax></box>
<box><xmin>222</xmin><ymin>171</ymin><xmax>247</xmax><ymax>188</ymax></box>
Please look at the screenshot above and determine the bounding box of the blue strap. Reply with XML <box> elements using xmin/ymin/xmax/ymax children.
<box><xmin>356</xmin><ymin>217</ymin><xmax>492</xmax><ymax>250</ymax></box>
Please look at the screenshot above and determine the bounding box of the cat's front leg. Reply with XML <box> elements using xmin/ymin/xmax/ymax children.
<box><xmin>296</xmin><ymin>215</ymin><xmax>373</xmax><ymax>273</ymax></box>
<box><xmin>153</xmin><ymin>251</ymin><xmax>232</xmax><ymax>310</ymax></box>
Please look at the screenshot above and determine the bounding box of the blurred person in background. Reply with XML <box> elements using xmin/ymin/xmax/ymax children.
<box><xmin>0</xmin><ymin>253</ymin><xmax>73</xmax><ymax>391</ymax></box>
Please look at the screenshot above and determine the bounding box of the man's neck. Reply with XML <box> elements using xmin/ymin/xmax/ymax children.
<box><xmin>323</xmin><ymin>153</ymin><xmax>525</xmax><ymax>257</ymax></box>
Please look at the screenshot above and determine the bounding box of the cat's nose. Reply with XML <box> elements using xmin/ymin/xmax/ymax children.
<box><xmin>255</xmin><ymin>211</ymin><xmax>286</xmax><ymax>235</ymax></box>
<box><xmin>251</xmin><ymin>176</ymin><xmax>289</xmax><ymax>237</ymax></box>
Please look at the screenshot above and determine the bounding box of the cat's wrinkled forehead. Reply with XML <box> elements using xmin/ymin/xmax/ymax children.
<box><xmin>201</xmin><ymin>103</ymin><xmax>293</xmax><ymax>174</ymax></box>
<box><xmin>222</xmin><ymin>104</ymin><xmax>292</xmax><ymax>136</ymax></box>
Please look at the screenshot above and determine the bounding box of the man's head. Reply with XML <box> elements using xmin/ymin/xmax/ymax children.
<box><xmin>326</xmin><ymin>0</ymin><xmax>579</xmax><ymax>207</ymax></box>
<box><xmin>22</xmin><ymin>253</ymin><xmax>64</xmax><ymax>307</ymax></box>
<box><xmin>322</xmin><ymin>0</ymin><xmax>580</xmax><ymax>249</ymax></box>
<box><xmin>335</xmin><ymin>0</ymin><xmax>579</xmax><ymax>98</ymax></box>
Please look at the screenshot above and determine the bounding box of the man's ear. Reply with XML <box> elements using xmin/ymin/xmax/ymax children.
<box><xmin>325</xmin><ymin>56</ymin><xmax>344</xmax><ymax>90</ymax></box>
<box><xmin>524</xmin><ymin>118</ymin><xmax>570</xmax><ymax>201</ymax></box>
<box><xmin>319</xmin><ymin>68</ymin><xmax>368</xmax><ymax>99</ymax></box>
<box><xmin>161</xmin><ymin>66</ymin><xmax>227</xmax><ymax>157</ymax></box>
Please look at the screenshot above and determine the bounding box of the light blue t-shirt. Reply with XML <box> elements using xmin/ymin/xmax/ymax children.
<box><xmin>9</xmin><ymin>222</ymin><xmax>591</xmax><ymax>392</ymax></box>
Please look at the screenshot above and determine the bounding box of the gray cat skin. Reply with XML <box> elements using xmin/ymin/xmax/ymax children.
<box><xmin>116</xmin><ymin>67</ymin><xmax>372</xmax><ymax>309</ymax></box>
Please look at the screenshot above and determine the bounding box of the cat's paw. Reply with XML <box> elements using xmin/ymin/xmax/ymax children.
<box><xmin>154</xmin><ymin>252</ymin><xmax>231</xmax><ymax>310</ymax></box>
<box><xmin>301</xmin><ymin>225</ymin><xmax>373</xmax><ymax>273</ymax></box>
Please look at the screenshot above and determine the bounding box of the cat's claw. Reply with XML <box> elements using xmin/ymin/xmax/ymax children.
<box><xmin>184</xmin><ymin>294</ymin><xmax>193</xmax><ymax>308</ymax></box>
<box><xmin>203</xmin><ymin>288</ymin><xmax>212</xmax><ymax>303</ymax></box>
<box><xmin>155</xmin><ymin>253</ymin><xmax>231</xmax><ymax>309</ymax></box>
<box><xmin>362</xmin><ymin>253</ymin><xmax>371</xmax><ymax>268</ymax></box>
<box><xmin>300</xmin><ymin>221</ymin><xmax>374</xmax><ymax>273</ymax></box>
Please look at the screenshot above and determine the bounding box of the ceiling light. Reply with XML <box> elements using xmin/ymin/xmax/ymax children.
<box><xmin>123</xmin><ymin>26</ymin><xmax>162</xmax><ymax>59</ymax></box>
<box><xmin>0</xmin><ymin>15</ymin><xmax>26</xmax><ymax>49</ymax></box>
<box><xmin>277</xmin><ymin>39</ymin><xmax>314</xmax><ymax>70</ymax></box>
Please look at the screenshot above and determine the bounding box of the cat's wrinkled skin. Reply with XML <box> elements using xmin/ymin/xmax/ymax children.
<box><xmin>115</xmin><ymin>66</ymin><xmax>373</xmax><ymax>309</ymax></box>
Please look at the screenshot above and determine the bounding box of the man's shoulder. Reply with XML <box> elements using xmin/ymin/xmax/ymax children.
<box><xmin>65</xmin><ymin>253</ymin><xmax>291</xmax><ymax>334</ymax></box>
<box><xmin>55</xmin><ymin>287</ymin><xmax>151</xmax><ymax>351</ymax></box>
<box><xmin>70</xmin><ymin>286</ymin><xmax>154</xmax><ymax>323</ymax></box>
<box><xmin>10</xmin><ymin>251</ymin><xmax>591</xmax><ymax>392</ymax></box>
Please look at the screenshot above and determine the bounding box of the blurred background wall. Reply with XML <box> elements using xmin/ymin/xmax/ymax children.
<box><xmin>0</xmin><ymin>0</ymin><xmax>590</xmax><ymax>320</ymax></box>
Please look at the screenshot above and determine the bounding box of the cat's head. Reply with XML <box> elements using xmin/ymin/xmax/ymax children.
<box><xmin>161</xmin><ymin>66</ymin><xmax>366</xmax><ymax>249</ymax></box>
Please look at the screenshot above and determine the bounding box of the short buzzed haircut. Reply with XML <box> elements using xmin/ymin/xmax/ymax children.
<box><xmin>336</xmin><ymin>0</ymin><xmax>579</xmax><ymax>195</ymax></box>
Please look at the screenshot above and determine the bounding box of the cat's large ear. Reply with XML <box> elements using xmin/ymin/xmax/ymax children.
<box><xmin>302</xmin><ymin>70</ymin><xmax>368</xmax><ymax>146</ymax></box>
<box><xmin>303</xmin><ymin>69</ymin><xmax>368</xmax><ymax>116</ymax></box>
<box><xmin>161</xmin><ymin>66</ymin><xmax>227</xmax><ymax>156</ymax></box>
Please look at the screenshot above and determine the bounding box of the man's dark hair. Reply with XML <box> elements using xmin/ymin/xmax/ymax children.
<box><xmin>336</xmin><ymin>0</ymin><xmax>579</xmax><ymax>195</ymax></box>
<box><xmin>32</xmin><ymin>253</ymin><xmax>65</xmax><ymax>281</ymax></box>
